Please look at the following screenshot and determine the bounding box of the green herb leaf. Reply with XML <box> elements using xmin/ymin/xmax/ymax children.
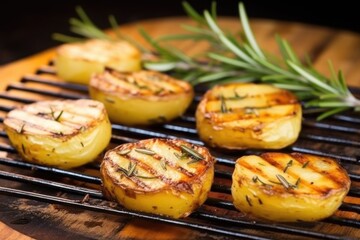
<box><xmin>180</xmin><ymin>145</ymin><xmax>204</xmax><ymax>160</ymax></box>
<box><xmin>135</xmin><ymin>148</ymin><xmax>156</xmax><ymax>155</ymax></box>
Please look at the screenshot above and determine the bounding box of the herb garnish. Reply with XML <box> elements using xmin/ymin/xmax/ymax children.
<box><xmin>118</xmin><ymin>161</ymin><xmax>158</xmax><ymax>179</ymax></box>
<box><xmin>17</xmin><ymin>123</ymin><xmax>25</xmax><ymax>134</ymax></box>
<box><xmin>118</xmin><ymin>161</ymin><xmax>137</xmax><ymax>177</ymax></box>
<box><xmin>252</xmin><ymin>175</ymin><xmax>272</xmax><ymax>187</ymax></box>
<box><xmin>294</xmin><ymin>178</ymin><xmax>301</xmax><ymax>188</ymax></box>
<box><xmin>50</xmin><ymin>107</ymin><xmax>63</xmax><ymax>122</ymax></box>
<box><xmin>105</xmin><ymin>97</ymin><xmax>115</xmax><ymax>103</ymax></box>
<box><xmin>275</xmin><ymin>174</ymin><xmax>300</xmax><ymax>190</ymax></box>
<box><xmin>276</xmin><ymin>174</ymin><xmax>291</xmax><ymax>189</ymax></box>
<box><xmin>302</xmin><ymin>161</ymin><xmax>309</xmax><ymax>168</ymax></box>
<box><xmin>179</xmin><ymin>145</ymin><xmax>204</xmax><ymax>164</ymax></box>
<box><xmin>220</xmin><ymin>95</ymin><xmax>228</xmax><ymax>113</ymax></box>
<box><xmin>55</xmin><ymin>110</ymin><xmax>64</xmax><ymax>121</ymax></box>
<box><xmin>118</xmin><ymin>149</ymin><xmax>131</xmax><ymax>155</ymax></box>
<box><xmin>174</xmin><ymin>152</ymin><xmax>185</xmax><ymax>160</ymax></box>
<box><xmin>283</xmin><ymin>160</ymin><xmax>293</xmax><ymax>173</ymax></box>
<box><xmin>135</xmin><ymin>148</ymin><xmax>156</xmax><ymax>155</ymax></box>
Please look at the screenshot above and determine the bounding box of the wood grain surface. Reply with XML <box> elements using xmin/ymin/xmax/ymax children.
<box><xmin>0</xmin><ymin>17</ymin><xmax>359</xmax><ymax>240</ymax></box>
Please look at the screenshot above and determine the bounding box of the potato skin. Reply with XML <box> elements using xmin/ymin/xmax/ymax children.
<box><xmin>3</xmin><ymin>99</ymin><xmax>112</xmax><ymax>169</ymax></box>
<box><xmin>89</xmin><ymin>69</ymin><xmax>194</xmax><ymax>125</ymax></box>
<box><xmin>100</xmin><ymin>138</ymin><xmax>215</xmax><ymax>218</ymax></box>
<box><xmin>231</xmin><ymin>152</ymin><xmax>350</xmax><ymax>222</ymax></box>
<box><xmin>196</xmin><ymin>83</ymin><xmax>302</xmax><ymax>150</ymax></box>
<box><xmin>54</xmin><ymin>39</ymin><xmax>141</xmax><ymax>84</ymax></box>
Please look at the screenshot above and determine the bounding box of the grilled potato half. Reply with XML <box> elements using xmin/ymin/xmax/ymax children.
<box><xmin>54</xmin><ymin>39</ymin><xmax>141</xmax><ymax>84</ymax></box>
<box><xmin>231</xmin><ymin>152</ymin><xmax>350</xmax><ymax>222</ymax></box>
<box><xmin>196</xmin><ymin>83</ymin><xmax>302</xmax><ymax>149</ymax></box>
<box><xmin>100</xmin><ymin>138</ymin><xmax>215</xmax><ymax>218</ymax></box>
<box><xmin>3</xmin><ymin>99</ymin><xmax>112</xmax><ymax>169</ymax></box>
<box><xmin>89</xmin><ymin>69</ymin><xmax>194</xmax><ymax>125</ymax></box>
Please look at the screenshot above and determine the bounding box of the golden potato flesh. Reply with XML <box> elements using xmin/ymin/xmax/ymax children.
<box><xmin>196</xmin><ymin>83</ymin><xmax>302</xmax><ymax>150</ymax></box>
<box><xmin>100</xmin><ymin>138</ymin><xmax>215</xmax><ymax>218</ymax></box>
<box><xmin>3</xmin><ymin>99</ymin><xmax>112</xmax><ymax>169</ymax></box>
<box><xmin>231</xmin><ymin>152</ymin><xmax>350</xmax><ymax>222</ymax></box>
<box><xmin>89</xmin><ymin>69</ymin><xmax>194</xmax><ymax>125</ymax></box>
<box><xmin>54</xmin><ymin>39</ymin><xmax>141</xmax><ymax>84</ymax></box>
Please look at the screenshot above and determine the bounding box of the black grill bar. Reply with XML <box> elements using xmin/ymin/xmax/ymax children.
<box><xmin>302</xmin><ymin>120</ymin><xmax>360</xmax><ymax>134</ymax></box>
<box><xmin>0</xmin><ymin>157</ymin><xmax>101</xmax><ymax>184</ymax></box>
<box><xmin>0</xmin><ymin>70</ymin><xmax>360</xmax><ymax>239</ymax></box>
<box><xmin>0</xmin><ymin>185</ymin><xmax>351</xmax><ymax>240</ymax></box>
<box><xmin>289</xmin><ymin>146</ymin><xmax>359</xmax><ymax>163</ymax></box>
<box><xmin>194</xmin><ymin>211</ymin><xmax>345</xmax><ymax>240</ymax></box>
<box><xmin>35</xmin><ymin>65</ymin><xmax>56</xmax><ymax>75</ymax></box>
<box><xmin>0</xmin><ymin>169</ymin><xmax>103</xmax><ymax>198</ymax></box>
<box><xmin>0</xmin><ymin>186</ymin><xmax>271</xmax><ymax>240</ymax></box>
<box><xmin>0</xmin><ymin>93</ymin><xmax>35</xmax><ymax>104</ymax></box>
<box><xmin>21</xmin><ymin>75</ymin><xmax>88</xmax><ymax>92</ymax></box>
<box><xmin>339</xmin><ymin>202</ymin><xmax>360</xmax><ymax>213</ymax></box>
<box><xmin>6</xmin><ymin>83</ymin><xmax>89</xmax><ymax>99</ymax></box>
<box><xmin>299</xmin><ymin>133</ymin><xmax>360</xmax><ymax>147</ymax></box>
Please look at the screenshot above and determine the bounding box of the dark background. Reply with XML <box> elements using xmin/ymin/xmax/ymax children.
<box><xmin>1</xmin><ymin>0</ymin><xmax>359</xmax><ymax>65</ymax></box>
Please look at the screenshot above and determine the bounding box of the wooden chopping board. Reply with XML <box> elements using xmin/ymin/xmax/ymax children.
<box><xmin>0</xmin><ymin>16</ymin><xmax>360</xmax><ymax>240</ymax></box>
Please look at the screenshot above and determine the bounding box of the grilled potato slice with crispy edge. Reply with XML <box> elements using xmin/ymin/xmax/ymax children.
<box><xmin>100</xmin><ymin>138</ymin><xmax>215</xmax><ymax>218</ymax></box>
<box><xmin>231</xmin><ymin>152</ymin><xmax>350</xmax><ymax>222</ymax></box>
<box><xmin>196</xmin><ymin>83</ymin><xmax>302</xmax><ymax>149</ymax></box>
<box><xmin>89</xmin><ymin>69</ymin><xmax>194</xmax><ymax>125</ymax></box>
<box><xmin>3</xmin><ymin>99</ymin><xmax>112</xmax><ymax>169</ymax></box>
<box><xmin>54</xmin><ymin>39</ymin><xmax>141</xmax><ymax>84</ymax></box>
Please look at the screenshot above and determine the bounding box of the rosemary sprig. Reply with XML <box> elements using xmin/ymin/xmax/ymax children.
<box><xmin>55</xmin><ymin>2</ymin><xmax>360</xmax><ymax>120</ymax></box>
<box><xmin>142</xmin><ymin>2</ymin><xmax>360</xmax><ymax>120</ymax></box>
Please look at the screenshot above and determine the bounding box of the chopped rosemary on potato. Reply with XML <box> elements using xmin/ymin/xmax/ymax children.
<box><xmin>252</xmin><ymin>175</ymin><xmax>273</xmax><ymax>187</ymax></box>
<box><xmin>180</xmin><ymin>145</ymin><xmax>204</xmax><ymax>160</ymax></box>
<box><xmin>283</xmin><ymin>160</ymin><xmax>293</xmax><ymax>173</ymax></box>
<box><xmin>220</xmin><ymin>95</ymin><xmax>228</xmax><ymax>113</ymax></box>
<box><xmin>118</xmin><ymin>149</ymin><xmax>131</xmax><ymax>155</ymax></box>
<box><xmin>276</xmin><ymin>174</ymin><xmax>291</xmax><ymax>189</ymax></box>
<box><xmin>118</xmin><ymin>161</ymin><xmax>158</xmax><ymax>179</ymax></box>
<box><xmin>17</xmin><ymin>123</ymin><xmax>25</xmax><ymax>134</ymax></box>
<box><xmin>302</xmin><ymin>161</ymin><xmax>310</xmax><ymax>168</ymax></box>
<box><xmin>135</xmin><ymin>148</ymin><xmax>156</xmax><ymax>155</ymax></box>
<box><xmin>276</xmin><ymin>174</ymin><xmax>301</xmax><ymax>190</ymax></box>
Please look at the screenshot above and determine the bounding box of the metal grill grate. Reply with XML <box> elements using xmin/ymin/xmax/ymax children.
<box><xmin>0</xmin><ymin>64</ymin><xmax>359</xmax><ymax>239</ymax></box>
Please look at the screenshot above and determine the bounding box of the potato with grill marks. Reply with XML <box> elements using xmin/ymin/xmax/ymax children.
<box><xmin>89</xmin><ymin>69</ymin><xmax>194</xmax><ymax>125</ymax></box>
<box><xmin>100</xmin><ymin>138</ymin><xmax>215</xmax><ymax>218</ymax></box>
<box><xmin>54</xmin><ymin>39</ymin><xmax>141</xmax><ymax>84</ymax></box>
<box><xmin>3</xmin><ymin>99</ymin><xmax>112</xmax><ymax>169</ymax></box>
<box><xmin>231</xmin><ymin>152</ymin><xmax>351</xmax><ymax>222</ymax></box>
<box><xmin>196</xmin><ymin>83</ymin><xmax>302</xmax><ymax>150</ymax></box>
